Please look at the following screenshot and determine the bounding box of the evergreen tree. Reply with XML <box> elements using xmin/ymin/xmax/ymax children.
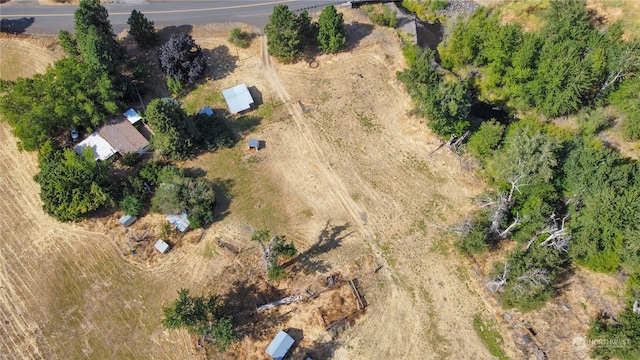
<box><xmin>127</xmin><ymin>10</ymin><xmax>158</xmax><ymax>48</ymax></box>
<box><xmin>264</xmin><ymin>5</ymin><xmax>303</xmax><ymax>63</ymax></box>
<box><xmin>145</xmin><ymin>98</ymin><xmax>198</xmax><ymax>160</ymax></box>
<box><xmin>317</xmin><ymin>5</ymin><xmax>347</xmax><ymax>54</ymax></box>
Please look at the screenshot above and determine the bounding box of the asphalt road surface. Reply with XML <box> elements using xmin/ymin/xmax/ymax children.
<box><xmin>0</xmin><ymin>0</ymin><xmax>347</xmax><ymax>35</ymax></box>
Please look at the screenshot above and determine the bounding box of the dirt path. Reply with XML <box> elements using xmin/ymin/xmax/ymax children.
<box><xmin>259</xmin><ymin>35</ymin><xmax>378</xmax><ymax>247</ymax></box>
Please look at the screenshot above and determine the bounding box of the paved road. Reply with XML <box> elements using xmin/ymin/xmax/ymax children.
<box><xmin>0</xmin><ymin>0</ymin><xmax>346</xmax><ymax>35</ymax></box>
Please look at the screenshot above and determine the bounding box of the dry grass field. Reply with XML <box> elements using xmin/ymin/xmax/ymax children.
<box><xmin>0</xmin><ymin>6</ymin><xmax>631</xmax><ymax>360</ymax></box>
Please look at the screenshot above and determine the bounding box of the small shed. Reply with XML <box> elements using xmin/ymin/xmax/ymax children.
<box><xmin>123</xmin><ymin>108</ymin><xmax>142</xmax><ymax>124</ymax></box>
<box><xmin>198</xmin><ymin>106</ymin><xmax>214</xmax><ymax>116</ymax></box>
<box><xmin>167</xmin><ymin>212</ymin><xmax>190</xmax><ymax>232</ymax></box>
<box><xmin>265</xmin><ymin>330</ymin><xmax>295</xmax><ymax>360</ymax></box>
<box><xmin>155</xmin><ymin>239</ymin><xmax>170</xmax><ymax>254</ymax></box>
<box><xmin>248</xmin><ymin>138</ymin><xmax>260</xmax><ymax>150</ymax></box>
<box><xmin>222</xmin><ymin>83</ymin><xmax>254</xmax><ymax>114</ymax></box>
<box><xmin>118</xmin><ymin>214</ymin><xmax>137</xmax><ymax>227</ymax></box>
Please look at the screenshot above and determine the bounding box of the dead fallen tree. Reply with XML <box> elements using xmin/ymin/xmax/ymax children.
<box><xmin>257</xmin><ymin>294</ymin><xmax>303</xmax><ymax>311</ymax></box>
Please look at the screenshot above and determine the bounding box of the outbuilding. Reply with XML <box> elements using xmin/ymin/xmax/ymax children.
<box><xmin>118</xmin><ymin>214</ymin><xmax>137</xmax><ymax>227</ymax></box>
<box><xmin>222</xmin><ymin>83</ymin><xmax>254</xmax><ymax>114</ymax></box>
<box><xmin>167</xmin><ymin>212</ymin><xmax>190</xmax><ymax>233</ymax></box>
<box><xmin>248</xmin><ymin>138</ymin><xmax>260</xmax><ymax>150</ymax></box>
<box><xmin>123</xmin><ymin>108</ymin><xmax>142</xmax><ymax>124</ymax></box>
<box><xmin>155</xmin><ymin>239</ymin><xmax>170</xmax><ymax>254</ymax></box>
<box><xmin>265</xmin><ymin>330</ymin><xmax>295</xmax><ymax>360</ymax></box>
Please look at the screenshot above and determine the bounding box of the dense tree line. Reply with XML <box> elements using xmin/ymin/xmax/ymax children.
<box><xmin>397</xmin><ymin>46</ymin><xmax>474</xmax><ymax>136</ymax></box>
<box><xmin>437</xmin><ymin>0</ymin><xmax>640</xmax><ymax>126</ymax></box>
<box><xmin>413</xmin><ymin>5</ymin><xmax>640</xmax><ymax>351</ymax></box>
<box><xmin>265</xmin><ymin>5</ymin><xmax>346</xmax><ymax>62</ymax></box>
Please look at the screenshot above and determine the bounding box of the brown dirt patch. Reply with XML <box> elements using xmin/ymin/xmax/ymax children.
<box><xmin>0</xmin><ymin>34</ymin><xmax>63</xmax><ymax>80</ymax></box>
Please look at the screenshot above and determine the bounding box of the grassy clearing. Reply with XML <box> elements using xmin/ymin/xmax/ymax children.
<box><xmin>473</xmin><ymin>314</ymin><xmax>510</xmax><ymax>360</ymax></box>
<box><xmin>197</xmin><ymin>145</ymin><xmax>287</xmax><ymax>232</ymax></box>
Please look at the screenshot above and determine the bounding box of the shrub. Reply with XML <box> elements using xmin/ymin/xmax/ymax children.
<box><xmin>228</xmin><ymin>27</ymin><xmax>249</xmax><ymax>48</ymax></box>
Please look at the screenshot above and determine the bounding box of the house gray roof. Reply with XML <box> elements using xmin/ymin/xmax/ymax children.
<box><xmin>98</xmin><ymin>118</ymin><xmax>149</xmax><ymax>156</ymax></box>
<box><xmin>222</xmin><ymin>83</ymin><xmax>254</xmax><ymax>114</ymax></box>
<box><xmin>265</xmin><ymin>330</ymin><xmax>294</xmax><ymax>360</ymax></box>
<box><xmin>74</xmin><ymin>132</ymin><xmax>117</xmax><ymax>161</ymax></box>
<box><xmin>248</xmin><ymin>138</ymin><xmax>259</xmax><ymax>149</ymax></box>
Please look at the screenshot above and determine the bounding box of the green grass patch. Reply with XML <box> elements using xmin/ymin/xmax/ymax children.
<box><xmin>181</xmin><ymin>83</ymin><xmax>225</xmax><ymax>114</ymax></box>
<box><xmin>473</xmin><ymin>314</ymin><xmax>510</xmax><ymax>360</ymax></box>
<box><xmin>198</xmin><ymin>146</ymin><xmax>286</xmax><ymax>232</ymax></box>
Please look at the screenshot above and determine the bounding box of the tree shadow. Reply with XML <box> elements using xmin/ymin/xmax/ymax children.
<box><xmin>0</xmin><ymin>17</ymin><xmax>35</xmax><ymax>34</ymax></box>
<box><xmin>211</xmin><ymin>177</ymin><xmax>233</xmax><ymax>222</ymax></box>
<box><xmin>224</xmin><ymin>279</ymin><xmax>291</xmax><ymax>341</ymax></box>
<box><xmin>157</xmin><ymin>25</ymin><xmax>193</xmax><ymax>43</ymax></box>
<box><xmin>292</xmin><ymin>337</ymin><xmax>343</xmax><ymax>359</ymax></box>
<box><xmin>203</xmin><ymin>45</ymin><xmax>237</xmax><ymax>81</ymax></box>
<box><xmin>283</xmin><ymin>221</ymin><xmax>353</xmax><ymax>274</ymax></box>
<box><xmin>230</xmin><ymin>115</ymin><xmax>262</xmax><ymax>134</ymax></box>
<box><xmin>183</xmin><ymin>167</ymin><xmax>206</xmax><ymax>178</ymax></box>
<box><xmin>344</xmin><ymin>22</ymin><xmax>375</xmax><ymax>51</ymax></box>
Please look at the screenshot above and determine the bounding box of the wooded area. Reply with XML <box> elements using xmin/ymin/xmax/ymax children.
<box><xmin>397</xmin><ymin>1</ymin><xmax>639</xmax><ymax>357</ymax></box>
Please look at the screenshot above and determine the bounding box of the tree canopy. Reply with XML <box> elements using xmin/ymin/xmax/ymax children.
<box><xmin>151</xmin><ymin>172</ymin><xmax>217</xmax><ymax>229</ymax></box>
<box><xmin>0</xmin><ymin>0</ymin><xmax>125</xmax><ymax>151</ymax></box>
<box><xmin>264</xmin><ymin>5</ymin><xmax>304</xmax><ymax>63</ymax></box>
<box><xmin>317</xmin><ymin>5</ymin><xmax>347</xmax><ymax>54</ymax></box>
<box><xmin>34</xmin><ymin>141</ymin><xmax>112</xmax><ymax>222</ymax></box>
<box><xmin>128</xmin><ymin>10</ymin><xmax>158</xmax><ymax>48</ymax></box>
<box><xmin>158</xmin><ymin>33</ymin><xmax>206</xmax><ymax>85</ymax></box>
<box><xmin>162</xmin><ymin>289</ymin><xmax>235</xmax><ymax>350</ymax></box>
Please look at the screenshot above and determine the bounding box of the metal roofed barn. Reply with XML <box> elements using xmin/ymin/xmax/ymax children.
<box><xmin>222</xmin><ymin>83</ymin><xmax>254</xmax><ymax>114</ymax></box>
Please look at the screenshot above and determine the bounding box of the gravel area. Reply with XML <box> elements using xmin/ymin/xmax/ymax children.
<box><xmin>437</xmin><ymin>0</ymin><xmax>480</xmax><ymax>17</ymax></box>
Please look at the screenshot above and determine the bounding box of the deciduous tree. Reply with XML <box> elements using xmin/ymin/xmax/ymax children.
<box><xmin>158</xmin><ymin>33</ymin><xmax>206</xmax><ymax>85</ymax></box>
<box><xmin>34</xmin><ymin>141</ymin><xmax>112</xmax><ymax>222</ymax></box>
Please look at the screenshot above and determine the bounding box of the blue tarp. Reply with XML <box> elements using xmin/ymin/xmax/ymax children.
<box><xmin>198</xmin><ymin>106</ymin><xmax>214</xmax><ymax>116</ymax></box>
<box><xmin>265</xmin><ymin>330</ymin><xmax>294</xmax><ymax>360</ymax></box>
